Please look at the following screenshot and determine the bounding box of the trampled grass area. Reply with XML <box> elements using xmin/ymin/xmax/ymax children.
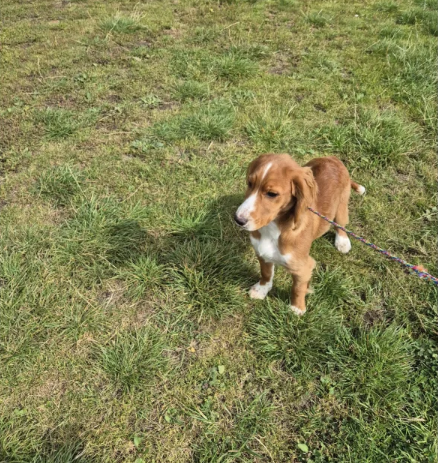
<box><xmin>1</xmin><ymin>0</ymin><xmax>437</xmax><ymax>461</ymax></box>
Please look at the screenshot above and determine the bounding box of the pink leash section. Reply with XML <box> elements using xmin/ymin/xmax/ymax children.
<box><xmin>307</xmin><ymin>206</ymin><xmax>438</xmax><ymax>287</ymax></box>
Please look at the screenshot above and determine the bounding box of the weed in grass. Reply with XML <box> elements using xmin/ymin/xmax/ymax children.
<box><xmin>0</xmin><ymin>415</ymin><xmax>38</xmax><ymax>462</ymax></box>
<box><xmin>414</xmin><ymin>336</ymin><xmax>438</xmax><ymax>382</ymax></box>
<box><xmin>140</xmin><ymin>93</ymin><xmax>162</xmax><ymax>108</ymax></box>
<box><xmin>100</xmin><ymin>327</ymin><xmax>167</xmax><ymax>392</ymax></box>
<box><xmin>130</xmin><ymin>137</ymin><xmax>165</xmax><ymax>155</ymax></box>
<box><xmin>99</xmin><ymin>11</ymin><xmax>145</xmax><ymax>34</ymax></box>
<box><xmin>0</xmin><ymin>252</ymin><xmax>39</xmax><ymax>341</ymax></box>
<box><xmin>300</xmin><ymin>400</ymin><xmax>435</xmax><ymax>462</ymax></box>
<box><xmin>35</xmin><ymin>165</ymin><xmax>83</xmax><ymax>207</ymax></box>
<box><xmin>305</xmin><ymin>11</ymin><xmax>330</xmax><ymax>28</ymax></box>
<box><xmin>230</xmin><ymin>88</ymin><xmax>256</xmax><ymax>105</ymax></box>
<box><xmin>131</xmin><ymin>44</ymin><xmax>152</xmax><ymax>58</ymax></box>
<box><xmin>192</xmin><ymin>394</ymin><xmax>273</xmax><ymax>462</ymax></box>
<box><xmin>172</xmin><ymin>80</ymin><xmax>209</xmax><ymax>102</ymax></box>
<box><xmin>167</xmin><ymin>234</ymin><xmax>249</xmax><ymax>283</ymax></box>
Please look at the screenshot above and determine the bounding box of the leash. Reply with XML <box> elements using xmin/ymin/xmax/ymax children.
<box><xmin>307</xmin><ymin>206</ymin><xmax>438</xmax><ymax>287</ymax></box>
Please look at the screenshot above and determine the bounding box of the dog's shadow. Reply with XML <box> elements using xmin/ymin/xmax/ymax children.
<box><xmin>145</xmin><ymin>194</ymin><xmax>260</xmax><ymax>291</ymax></box>
<box><xmin>110</xmin><ymin>193</ymin><xmax>340</xmax><ymax>308</ymax></box>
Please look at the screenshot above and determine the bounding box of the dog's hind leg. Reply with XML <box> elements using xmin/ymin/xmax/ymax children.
<box><xmin>334</xmin><ymin>193</ymin><xmax>352</xmax><ymax>254</ymax></box>
<box><xmin>289</xmin><ymin>255</ymin><xmax>316</xmax><ymax>315</ymax></box>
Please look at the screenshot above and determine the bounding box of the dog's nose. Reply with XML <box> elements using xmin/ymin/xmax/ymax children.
<box><xmin>234</xmin><ymin>214</ymin><xmax>247</xmax><ymax>227</ymax></box>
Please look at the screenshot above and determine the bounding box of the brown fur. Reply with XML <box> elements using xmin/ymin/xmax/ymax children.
<box><xmin>238</xmin><ymin>153</ymin><xmax>363</xmax><ymax>314</ymax></box>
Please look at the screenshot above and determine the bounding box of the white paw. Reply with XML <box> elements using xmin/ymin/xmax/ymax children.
<box><xmin>249</xmin><ymin>282</ymin><xmax>272</xmax><ymax>300</ymax></box>
<box><xmin>335</xmin><ymin>234</ymin><xmax>351</xmax><ymax>254</ymax></box>
<box><xmin>357</xmin><ymin>185</ymin><xmax>366</xmax><ymax>195</ymax></box>
<box><xmin>291</xmin><ymin>305</ymin><xmax>306</xmax><ymax>316</ymax></box>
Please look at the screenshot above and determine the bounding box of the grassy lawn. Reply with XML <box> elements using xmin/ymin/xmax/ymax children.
<box><xmin>1</xmin><ymin>0</ymin><xmax>437</xmax><ymax>461</ymax></box>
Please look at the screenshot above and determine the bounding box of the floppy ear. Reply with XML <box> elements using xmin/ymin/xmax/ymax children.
<box><xmin>290</xmin><ymin>167</ymin><xmax>317</xmax><ymax>228</ymax></box>
<box><xmin>246</xmin><ymin>158</ymin><xmax>258</xmax><ymax>182</ymax></box>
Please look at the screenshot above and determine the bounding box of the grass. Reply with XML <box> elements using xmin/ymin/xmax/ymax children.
<box><xmin>100</xmin><ymin>326</ymin><xmax>168</xmax><ymax>392</ymax></box>
<box><xmin>305</xmin><ymin>11</ymin><xmax>331</xmax><ymax>28</ymax></box>
<box><xmin>0</xmin><ymin>0</ymin><xmax>437</xmax><ymax>461</ymax></box>
<box><xmin>173</xmin><ymin>81</ymin><xmax>210</xmax><ymax>102</ymax></box>
<box><xmin>35</xmin><ymin>165</ymin><xmax>83</xmax><ymax>206</ymax></box>
<box><xmin>315</xmin><ymin>108</ymin><xmax>419</xmax><ymax>168</ymax></box>
<box><xmin>151</xmin><ymin>101</ymin><xmax>236</xmax><ymax>142</ymax></box>
<box><xmin>100</xmin><ymin>11</ymin><xmax>146</xmax><ymax>34</ymax></box>
<box><xmin>36</xmin><ymin>108</ymin><xmax>99</xmax><ymax>139</ymax></box>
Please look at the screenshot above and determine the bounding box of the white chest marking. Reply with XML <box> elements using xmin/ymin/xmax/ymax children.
<box><xmin>250</xmin><ymin>222</ymin><xmax>291</xmax><ymax>266</ymax></box>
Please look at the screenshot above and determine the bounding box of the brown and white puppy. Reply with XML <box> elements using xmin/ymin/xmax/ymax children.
<box><xmin>234</xmin><ymin>154</ymin><xmax>365</xmax><ymax>315</ymax></box>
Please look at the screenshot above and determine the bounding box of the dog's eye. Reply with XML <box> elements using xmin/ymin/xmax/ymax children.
<box><xmin>266</xmin><ymin>191</ymin><xmax>279</xmax><ymax>198</ymax></box>
<box><xmin>247</xmin><ymin>181</ymin><xmax>253</xmax><ymax>188</ymax></box>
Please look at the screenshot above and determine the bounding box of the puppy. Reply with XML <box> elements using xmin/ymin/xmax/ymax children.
<box><xmin>234</xmin><ymin>154</ymin><xmax>365</xmax><ymax>315</ymax></box>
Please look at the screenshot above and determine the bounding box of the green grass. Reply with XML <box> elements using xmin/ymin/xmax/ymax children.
<box><xmin>100</xmin><ymin>326</ymin><xmax>168</xmax><ymax>392</ymax></box>
<box><xmin>36</xmin><ymin>108</ymin><xmax>99</xmax><ymax>140</ymax></box>
<box><xmin>100</xmin><ymin>11</ymin><xmax>146</xmax><ymax>34</ymax></box>
<box><xmin>305</xmin><ymin>11</ymin><xmax>331</xmax><ymax>28</ymax></box>
<box><xmin>0</xmin><ymin>0</ymin><xmax>437</xmax><ymax>461</ymax></box>
<box><xmin>173</xmin><ymin>81</ymin><xmax>210</xmax><ymax>102</ymax></box>
<box><xmin>35</xmin><ymin>165</ymin><xmax>84</xmax><ymax>206</ymax></box>
<box><xmin>315</xmin><ymin>108</ymin><xmax>419</xmax><ymax>168</ymax></box>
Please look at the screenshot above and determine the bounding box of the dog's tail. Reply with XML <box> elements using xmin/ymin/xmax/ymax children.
<box><xmin>351</xmin><ymin>180</ymin><xmax>366</xmax><ymax>195</ymax></box>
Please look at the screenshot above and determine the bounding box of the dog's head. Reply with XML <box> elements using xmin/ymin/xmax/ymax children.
<box><xmin>234</xmin><ymin>154</ymin><xmax>317</xmax><ymax>231</ymax></box>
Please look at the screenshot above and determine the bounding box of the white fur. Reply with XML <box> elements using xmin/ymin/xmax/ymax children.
<box><xmin>235</xmin><ymin>163</ymin><xmax>272</xmax><ymax>229</ymax></box>
<box><xmin>335</xmin><ymin>233</ymin><xmax>351</xmax><ymax>254</ymax></box>
<box><xmin>249</xmin><ymin>270</ymin><xmax>274</xmax><ymax>300</ymax></box>
<box><xmin>260</xmin><ymin>162</ymin><xmax>272</xmax><ymax>181</ymax></box>
<box><xmin>357</xmin><ymin>185</ymin><xmax>366</xmax><ymax>195</ymax></box>
<box><xmin>250</xmin><ymin>222</ymin><xmax>291</xmax><ymax>266</ymax></box>
<box><xmin>236</xmin><ymin>193</ymin><xmax>257</xmax><ymax>223</ymax></box>
<box><xmin>291</xmin><ymin>305</ymin><xmax>306</xmax><ymax>316</ymax></box>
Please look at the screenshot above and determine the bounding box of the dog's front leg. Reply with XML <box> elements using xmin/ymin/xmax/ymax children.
<box><xmin>249</xmin><ymin>257</ymin><xmax>274</xmax><ymax>300</ymax></box>
<box><xmin>289</xmin><ymin>256</ymin><xmax>316</xmax><ymax>315</ymax></box>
